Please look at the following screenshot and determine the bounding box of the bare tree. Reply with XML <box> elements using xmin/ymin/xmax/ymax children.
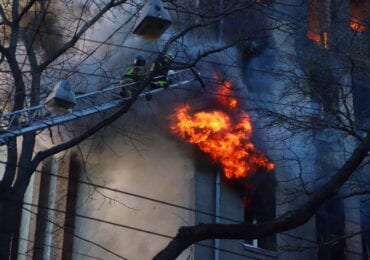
<box><xmin>0</xmin><ymin>0</ymin><xmax>267</xmax><ymax>258</ymax></box>
<box><xmin>1</xmin><ymin>0</ymin><xmax>368</xmax><ymax>259</ymax></box>
<box><xmin>0</xmin><ymin>1</ymin><xmax>139</xmax><ymax>258</ymax></box>
<box><xmin>153</xmin><ymin>1</ymin><xmax>370</xmax><ymax>259</ymax></box>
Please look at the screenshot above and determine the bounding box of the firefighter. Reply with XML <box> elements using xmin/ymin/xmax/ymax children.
<box><xmin>150</xmin><ymin>53</ymin><xmax>174</xmax><ymax>89</ymax></box>
<box><xmin>119</xmin><ymin>55</ymin><xmax>147</xmax><ymax>98</ymax></box>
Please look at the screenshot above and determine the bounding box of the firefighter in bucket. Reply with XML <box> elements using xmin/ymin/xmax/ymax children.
<box><xmin>150</xmin><ymin>53</ymin><xmax>174</xmax><ymax>89</ymax></box>
<box><xmin>119</xmin><ymin>55</ymin><xmax>147</xmax><ymax>98</ymax></box>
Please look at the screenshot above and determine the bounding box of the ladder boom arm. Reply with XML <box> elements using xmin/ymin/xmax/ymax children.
<box><xmin>0</xmin><ymin>69</ymin><xmax>196</xmax><ymax>145</ymax></box>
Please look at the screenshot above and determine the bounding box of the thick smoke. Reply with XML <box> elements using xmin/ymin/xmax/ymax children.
<box><xmin>65</xmin><ymin>2</ymin><xmax>197</xmax><ymax>259</ymax></box>
<box><xmin>19</xmin><ymin>0</ymin><xmax>287</xmax><ymax>258</ymax></box>
<box><xmin>0</xmin><ymin>1</ymin><xmax>62</xmax><ymax>113</ymax></box>
<box><xmin>0</xmin><ymin>0</ymin><xmax>63</xmax><ymax>58</ymax></box>
<box><xmin>66</xmin><ymin>6</ymin><xmax>266</xmax><ymax>257</ymax></box>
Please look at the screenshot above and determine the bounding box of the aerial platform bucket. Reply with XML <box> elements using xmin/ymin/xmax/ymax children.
<box><xmin>133</xmin><ymin>0</ymin><xmax>171</xmax><ymax>40</ymax></box>
<box><xmin>45</xmin><ymin>80</ymin><xmax>76</xmax><ymax>114</ymax></box>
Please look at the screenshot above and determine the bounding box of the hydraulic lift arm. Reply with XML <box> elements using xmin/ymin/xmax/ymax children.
<box><xmin>0</xmin><ymin>69</ymin><xmax>196</xmax><ymax>145</ymax></box>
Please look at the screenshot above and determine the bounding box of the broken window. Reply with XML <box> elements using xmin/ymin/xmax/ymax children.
<box><xmin>308</xmin><ymin>67</ymin><xmax>339</xmax><ymax>124</ymax></box>
<box><xmin>350</xmin><ymin>0</ymin><xmax>367</xmax><ymax>32</ymax></box>
<box><xmin>316</xmin><ymin>199</ymin><xmax>346</xmax><ymax>260</ymax></box>
<box><xmin>243</xmin><ymin>170</ymin><xmax>276</xmax><ymax>250</ymax></box>
<box><xmin>306</xmin><ymin>0</ymin><xmax>331</xmax><ymax>48</ymax></box>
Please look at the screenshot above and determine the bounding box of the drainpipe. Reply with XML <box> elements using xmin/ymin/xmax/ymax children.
<box><xmin>44</xmin><ymin>159</ymin><xmax>58</xmax><ymax>259</ymax></box>
<box><xmin>214</xmin><ymin>168</ymin><xmax>221</xmax><ymax>260</ymax></box>
<box><xmin>214</xmin><ymin>1</ymin><xmax>224</xmax><ymax>258</ymax></box>
<box><xmin>218</xmin><ymin>0</ymin><xmax>224</xmax><ymax>42</ymax></box>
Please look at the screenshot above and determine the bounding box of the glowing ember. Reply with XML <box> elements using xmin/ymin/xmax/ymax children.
<box><xmin>170</xmin><ymin>82</ymin><xmax>274</xmax><ymax>179</ymax></box>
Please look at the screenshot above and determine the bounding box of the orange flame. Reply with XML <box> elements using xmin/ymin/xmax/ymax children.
<box><xmin>217</xmin><ymin>81</ymin><xmax>238</xmax><ymax>110</ymax></box>
<box><xmin>350</xmin><ymin>17</ymin><xmax>366</xmax><ymax>32</ymax></box>
<box><xmin>306</xmin><ymin>31</ymin><xmax>321</xmax><ymax>45</ymax></box>
<box><xmin>306</xmin><ymin>1</ymin><xmax>329</xmax><ymax>49</ymax></box>
<box><xmin>307</xmin><ymin>1</ymin><xmax>321</xmax><ymax>43</ymax></box>
<box><xmin>170</xmin><ymin>82</ymin><xmax>274</xmax><ymax>179</ymax></box>
<box><xmin>350</xmin><ymin>0</ymin><xmax>366</xmax><ymax>32</ymax></box>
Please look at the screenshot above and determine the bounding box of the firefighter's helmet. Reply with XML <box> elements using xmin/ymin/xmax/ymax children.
<box><xmin>162</xmin><ymin>53</ymin><xmax>174</xmax><ymax>65</ymax></box>
<box><xmin>134</xmin><ymin>55</ymin><xmax>146</xmax><ymax>66</ymax></box>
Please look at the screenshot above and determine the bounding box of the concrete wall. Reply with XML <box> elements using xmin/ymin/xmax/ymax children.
<box><xmin>72</xmin><ymin>100</ymin><xmax>195</xmax><ymax>260</ymax></box>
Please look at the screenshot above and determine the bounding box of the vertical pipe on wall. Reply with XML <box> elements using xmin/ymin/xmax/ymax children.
<box><xmin>215</xmin><ymin>0</ymin><xmax>223</xmax><ymax>257</ymax></box>
<box><xmin>215</xmin><ymin>2</ymin><xmax>224</xmax><ymax>257</ymax></box>
<box><xmin>214</xmin><ymin>168</ymin><xmax>221</xmax><ymax>260</ymax></box>
<box><xmin>218</xmin><ymin>0</ymin><xmax>224</xmax><ymax>42</ymax></box>
<box><xmin>44</xmin><ymin>158</ymin><xmax>58</xmax><ymax>259</ymax></box>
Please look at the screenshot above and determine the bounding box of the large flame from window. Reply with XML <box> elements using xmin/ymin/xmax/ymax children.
<box><xmin>350</xmin><ymin>0</ymin><xmax>366</xmax><ymax>32</ymax></box>
<box><xmin>170</xmin><ymin>80</ymin><xmax>274</xmax><ymax>179</ymax></box>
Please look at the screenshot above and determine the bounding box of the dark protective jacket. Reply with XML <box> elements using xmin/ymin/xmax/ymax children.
<box><xmin>120</xmin><ymin>65</ymin><xmax>147</xmax><ymax>85</ymax></box>
<box><xmin>119</xmin><ymin>65</ymin><xmax>147</xmax><ymax>98</ymax></box>
<box><xmin>149</xmin><ymin>58</ymin><xmax>172</xmax><ymax>88</ymax></box>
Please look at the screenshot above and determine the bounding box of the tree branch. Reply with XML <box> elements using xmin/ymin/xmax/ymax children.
<box><xmin>9</xmin><ymin>0</ymin><xmax>20</xmax><ymax>51</ymax></box>
<box><xmin>0</xmin><ymin>4</ymin><xmax>11</xmax><ymax>26</ymax></box>
<box><xmin>30</xmin><ymin>69</ymin><xmax>161</xmax><ymax>171</ymax></box>
<box><xmin>154</xmin><ymin>134</ymin><xmax>370</xmax><ymax>259</ymax></box>
<box><xmin>28</xmin><ymin>59</ymin><xmax>175</xmax><ymax>189</ymax></box>
<box><xmin>0</xmin><ymin>138</ymin><xmax>17</xmax><ymax>191</ymax></box>
<box><xmin>39</xmin><ymin>0</ymin><xmax>127</xmax><ymax>71</ymax></box>
<box><xmin>16</xmin><ymin>0</ymin><xmax>38</xmax><ymax>24</ymax></box>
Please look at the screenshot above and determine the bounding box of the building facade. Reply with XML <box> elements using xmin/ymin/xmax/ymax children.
<box><xmin>16</xmin><ymin>0</ymin><xmax>370</xmax><ymax>259</ymax></box>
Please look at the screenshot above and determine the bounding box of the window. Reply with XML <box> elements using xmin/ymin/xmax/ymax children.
<box><xmin>308</xmin><ymin>68</ymin><xmax>339</xmax><ymax>123</ymax></box>
<box><xmin>316</xmin><ymin>199</ymin><xmax>346</xmax><ymax>260</ymax></box>
<box><xmin>306</xmin><ymin>0</ymin><xmax>331</xmax><ymax>48</ymax></box>
<box><xmin>243</xmin><ymin>170</ymin><xmax>276</xmax><ymax>251</ymax></box>
<box><xmin>352</xmin><ymin>81</ymin><xmax>370</xmax><ymax>129</ymax></box>
<box><xmin>350</xmin><ymin>0</ymin><xmax>367</xmax><ymax>32</ymax></box>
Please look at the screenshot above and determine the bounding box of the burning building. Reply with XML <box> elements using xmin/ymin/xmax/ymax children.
<box><xmin>13</xmin><ymin>0</ymin><xmax>370</xmax><ymax>259</ymax></box>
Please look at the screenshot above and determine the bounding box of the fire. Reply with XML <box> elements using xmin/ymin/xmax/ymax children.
<box><xmin>306</xmin><ymin>31</ymin><xmax>321</xmax><ymax>45</ymax></box>
<box><xmin>307</xmin><ymin>1</ymin><xmax>321</xmax><ymax>44</ymax></box>
<box><xmin>217</xmin><ymin>81</ymin><xmax>238</xmax><ymax>110</ymax></box>
<box><xmin>350</xmin><ymin>17</ymin><xmax>366</xmax><ymax>33</ymax></box>
<box><xmin>306</xmin><ymin>1</ymin><xmax>329</xmax><ymax>48</ymax></box>
<box><xmin>170</xmin><ymin>81</ymin><xmax>274</xmax><ymax>179</ymax></box>
<box><xmin>323</xmin><ymin>32</ymin><xmax>328</xmax><ymax>49</ymax></box>
<box><xmin>350</xmin><ymin>0</ymin><xmax>366</xmax><ymax>32</ymax></box>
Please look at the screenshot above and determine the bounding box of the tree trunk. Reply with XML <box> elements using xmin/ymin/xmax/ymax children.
<box><xmin>0</xmin><ymin>193</ymin><xmax>22</xmax><ymax>260</ymax></box>
<box><xmin>0</xmin><ymin>199</ymin><xmax>12</xmax><ymax>260</ymax></box>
